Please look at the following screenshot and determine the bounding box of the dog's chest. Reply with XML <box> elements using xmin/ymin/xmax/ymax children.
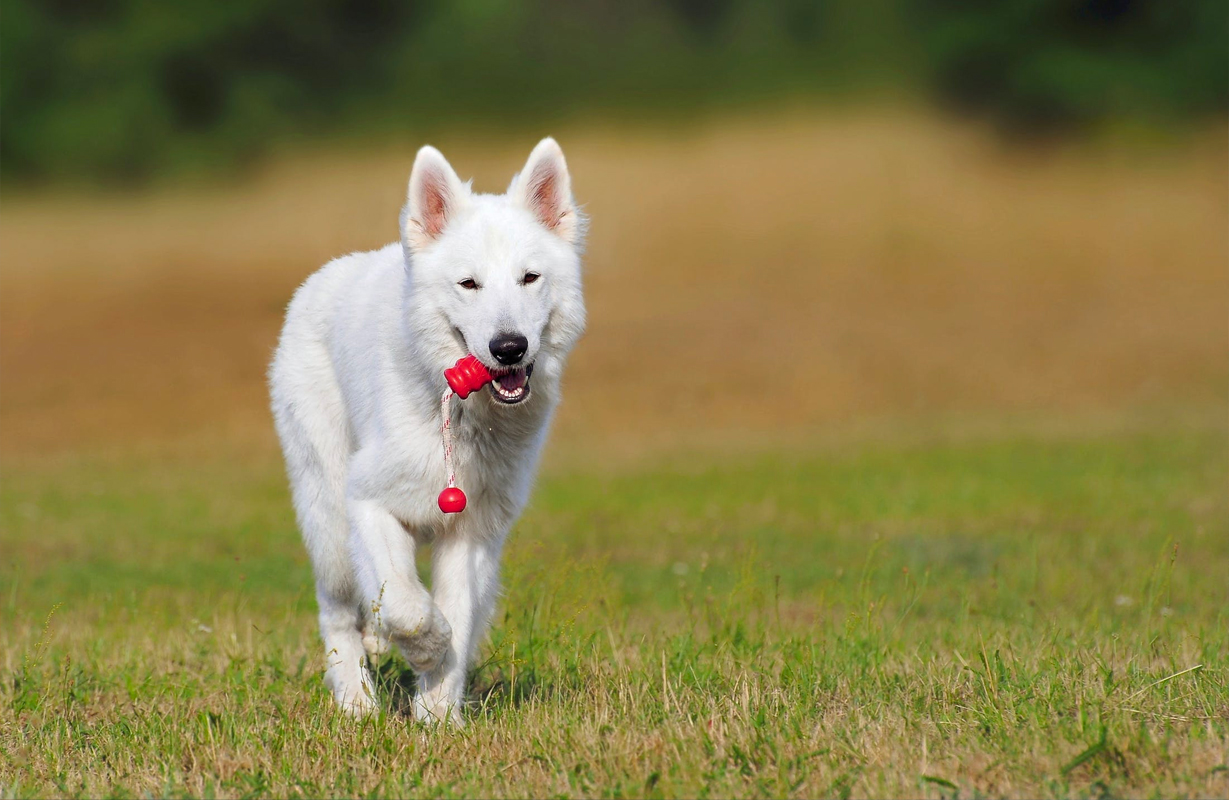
<box><xmin>378</xmin><ymin>408</ymin><xmax>546</xmax><ymax>534</ymax></box>
<box><xmin>453</xmin><ymin>416</ymin><xmax>543</xmax><ymax>493</ymax></box>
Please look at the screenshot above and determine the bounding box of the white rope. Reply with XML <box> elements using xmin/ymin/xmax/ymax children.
<box><xmin>440</xmin><ymin>388</ymin><xmax>456</xmax><ymax>488</ymax></box>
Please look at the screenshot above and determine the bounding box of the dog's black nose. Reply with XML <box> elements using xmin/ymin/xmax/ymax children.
<box><xmin>489</xmin><ymin>333</ymin><xmax>528</xmax><ymax>365</ymax></box>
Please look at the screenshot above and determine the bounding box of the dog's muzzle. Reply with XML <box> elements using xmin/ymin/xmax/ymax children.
<box><xmin>489</xmin><ymin>363</ymin><xmax>533</xmax><ymax>404</ymax></box>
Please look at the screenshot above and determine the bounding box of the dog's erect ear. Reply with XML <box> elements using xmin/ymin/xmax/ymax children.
<box><xmin>402</xmin><ymin>146</ymin><xmax>469</xmax><ymax>252</ymax></box>
<box><xmin>510</xmin><ymin>137</ymin><xmax>584</xmax><ymax>247</ymax></box>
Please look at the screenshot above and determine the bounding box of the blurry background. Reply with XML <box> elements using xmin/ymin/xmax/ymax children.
<box><xmin>1</xmin><ymin>0</ymin><xmax>1225</xmax><ymax>462</ymax></box>
<box><xmin>3</xmin><ymin>0</ymin><xmax>1227</xmax><ymax>184</ymax></box>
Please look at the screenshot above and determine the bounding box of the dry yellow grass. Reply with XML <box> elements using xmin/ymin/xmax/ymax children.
<box><xmin>2</xmin><ymin>109</ymin><xmax>1225</xmax><ymax>459</ymax></box>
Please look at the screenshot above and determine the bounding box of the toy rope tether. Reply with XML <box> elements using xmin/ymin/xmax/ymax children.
<box><xmin>437</xmin><ymin>355</ymin><xmax>494</xmax><ymax>514</ymax></box>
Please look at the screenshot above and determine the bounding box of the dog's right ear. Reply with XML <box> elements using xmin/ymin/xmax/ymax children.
<box><xmin>510</xmin><ymin>137</ymin><xmax>583</xmax><ymax>247</ymax></box>
<box><xmin>402</xmin><ymin>146</ymin><xmax>469</xmax><ymax>253</ymax></box>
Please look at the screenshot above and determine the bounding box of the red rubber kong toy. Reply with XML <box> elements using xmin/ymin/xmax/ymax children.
<box><xmin>437</xmin><ymin>355</ymin><xmax>493</xmax><ymax>514</ymax></box>
<box><xmin>444</xmin><ymin>354</ymin><xmax>493</xmax><ymax>399</ymax></box>
<box><xmin>437</xmin><ymin>486</ymin><xmax>467</xmax><ymax>514</ymax></box>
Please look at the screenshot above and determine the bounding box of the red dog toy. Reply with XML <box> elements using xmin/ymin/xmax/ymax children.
<box><xmin>437</xmin><ymin>355</ymin><xmax>494</xmax><ymax>513</ymax></box>
<box><xmin>444</xmin><ymin>354</ymin><xmax>492</xmax><ymax>399</ymax></box>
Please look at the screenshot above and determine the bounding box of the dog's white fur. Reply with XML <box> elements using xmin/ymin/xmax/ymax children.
<box><xmin>269</xmin><ymin>139</ymin><xmax>585</xmax><ymax>723</ymax></box>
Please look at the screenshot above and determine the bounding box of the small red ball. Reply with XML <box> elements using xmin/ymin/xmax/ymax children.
<box><xmin>438</xmin><ymin>487</ymin><xmax>467</xmax><ymax>514</ymax></box>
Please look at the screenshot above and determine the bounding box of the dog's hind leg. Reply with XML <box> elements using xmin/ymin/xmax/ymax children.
<box><xmin>291</xmin><ymin>460</ymin><xmax>379</xmax><ymax>715</ymax></box>
<box><xmin>317</xmin><ymin>583</ymin><xmax>378</xmax><ymax>716</ymax></box>
<box><xmin>293</xmin><ymin>461</ymin><xmax>379</xmax><ymax>716</ymax></box>
<box><xmin>287</xmin><ymin>450</ymin><xmax>378</xmax><ymax>716</ymax></box>
<box><xmin>272</xmin><ymin>346</ymin><xmax>377</xmax><ymax>716</ymax></box>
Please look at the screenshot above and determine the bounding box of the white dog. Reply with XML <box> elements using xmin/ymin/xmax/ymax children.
<box><xmin>269</xmin><ymin>139</ymin><xmax>586</xmax><ymax>723</ymax></box>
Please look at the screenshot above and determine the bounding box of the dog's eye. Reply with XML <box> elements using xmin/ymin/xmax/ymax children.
<box><xmin>522</xmin><ymin>272</ymin><xmax>541</xmax><ymax>285</ymax></box>
<box><xmin>458</xmin><ymin>278</ymin><xmax>480</xmax><ymax>290</ymax></box>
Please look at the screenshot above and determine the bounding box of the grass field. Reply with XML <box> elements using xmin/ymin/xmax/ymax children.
<box><xmin>3</xmin><ymin>416</ymin><xmax>1227</xmax><ymax>797</ymax></box>
<box><xmin>1</xmin><ymin>110</ymin><xmax>1227</xmax><ymax>797</ymax></box>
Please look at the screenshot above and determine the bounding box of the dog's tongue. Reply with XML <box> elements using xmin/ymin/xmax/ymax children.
<box><xmin>496</xmin><ymin>371</ymin><xmax>528</xmax><ymax>392</ymax></box>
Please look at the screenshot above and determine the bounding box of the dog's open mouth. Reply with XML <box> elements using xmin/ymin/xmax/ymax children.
<box><xmin>489</xmin><ymin>363</ymin><xmax>533</xmax><ymax>405</ymax></box>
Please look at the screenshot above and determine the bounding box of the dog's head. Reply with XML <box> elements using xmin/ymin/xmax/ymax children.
<box><xmin>400</xmin><ymin>138</ymin><xmax>586</xmax><ymax>406</ymax></box>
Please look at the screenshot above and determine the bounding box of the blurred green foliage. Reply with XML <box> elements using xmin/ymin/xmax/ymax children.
<box><xmin>1</xmin><ymin>0</ymin><xmax>1224</xmax><ymax>184</ymax></box>
<box><xmin>914</xmin><ymin>0</ymin><xmax>1227</xmax><ymax>130</ymax></box>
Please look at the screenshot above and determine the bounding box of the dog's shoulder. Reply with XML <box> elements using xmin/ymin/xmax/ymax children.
<box><xmin>290</xmin><ymin>244</ymin><xmax>402</xmax><ymax>315</ymax></box>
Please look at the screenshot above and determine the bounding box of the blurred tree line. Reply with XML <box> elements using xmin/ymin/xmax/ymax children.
<box><xmin>2</xmin><ymin>0</ymin><xmax>1225</xmax><ymax>184</ymax></box>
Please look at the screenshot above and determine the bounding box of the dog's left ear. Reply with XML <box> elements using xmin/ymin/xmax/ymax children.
<box><xmin>403</xmin><ymin>145</ymin><xmax>470</xmax><ymax>253</ymax></box>
<box><xmin>510</xmin><ymin>137</ymin><xmax>584</xmax><ymax>247</ymax></box>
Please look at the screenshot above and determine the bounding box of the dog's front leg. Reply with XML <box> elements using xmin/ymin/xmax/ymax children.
<box><xmin>413</xmin><ymin>531</ymin><xmax>504</xmax><ymax>725</ymax></box>
<box><xmin>348</xmin><ymin>498</ymin><xmax>452</xmax><ymax>675</ymax></box>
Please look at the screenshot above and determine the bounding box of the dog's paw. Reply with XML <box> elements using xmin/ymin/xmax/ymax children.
<box><xmin>389</xmin><ymin>603</ymin><xmax>452</xmax><ymax>673</ymax></box>
<box><xmin>413</xmin><ymin>688</ymin><xmax>466</xmax><ymax>728</ymax></box>
<box><xmin>334</xmin><ymin>686</ymin><xmax>380</xmax><ymax>718</ymax></box>
<box><xmin>324</xmin><ymin>658</ymin><xmax>379</xmax><ymax>718</ymax></box>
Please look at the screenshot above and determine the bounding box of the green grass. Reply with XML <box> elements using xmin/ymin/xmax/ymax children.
<box><xmin>2</xmin><ymin>418</ymin><xmax>1227</xmax><ymax>798</ymax></box>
